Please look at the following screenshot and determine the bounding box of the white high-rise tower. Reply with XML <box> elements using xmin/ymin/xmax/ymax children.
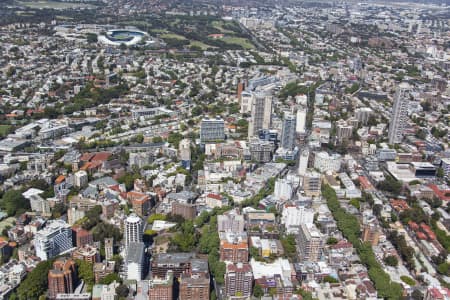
<box><xmin>124</xmin><ymin>214</ymin><xmax>143</xmax><ymax>248</ymax></box>
<box><xmin>388</xmin><ymin>83</ymin><xmax>411</xmax><ymax>144</ymax></box>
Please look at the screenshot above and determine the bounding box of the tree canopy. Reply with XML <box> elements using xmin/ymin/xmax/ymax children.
<box><xmin>0</xmin><ymin>189</ymin><xmax>29</xmax><ymax>216</ymax></box>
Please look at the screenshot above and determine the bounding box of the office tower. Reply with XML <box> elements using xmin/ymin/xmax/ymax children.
<box><xmin>354</xmin><ymin>107</ymin><xmax>373</xmax><ymax>125</ymax></box>
<box><xmin>298</xmin><ymin>149</ymin><xmax>309</xmax><ymax>176</ymax></box>
<box><xmin>281</xmin><ymin>113</ymin><xmax>296</xmax><ymax>150</ymax></box>
<box><xmin>48</xmin><ymin>258</ymin><xmax>77</xmax><ymax>299</ymax></box>
<box><xmin>274</xmin><ymin>178</ymin><xmax>293</xmax><ymax>201</ymax></box>
<box><xmin>248</xmin><ymin>94</ymin><xmax>272</xmax><ymax>138</ymax></box>
<box><xmin>105</xmin><ymin>238</ymin><xmax>113</xmax><ymax>261</ymax></box>
<box><xmin>281</xmin><ymin>204</ymin><xmax>314</xmax><ymax>233</ymax></box>
<box><xmin>124</xmin><ymin>214</ymin><xmax>143</xmax><ymax>248</ymax></box>
<box><xmin>296</xmin><ymin>224</ymin><xmax>323</xmax><ymax>262</ymax></box>
<box><xmin>303</xmin><ymin>171</ymin><xmax>321</xmax><ymax>197</ymax></box>
<box><xmin>388</xmin><ymin>83</ymin><xmax>411</xmax><ymax>144</ymax></box>
<box><xmin>335</xmin><ymin>120</ymin><xmax>353</xmax><ymax>143</ymax></box>
<box><xmin>179</xmin><ymin>139</ymin><xmax>191</xmax><ymax>169</ymax></box>
<box><xmin>248</xmin><ymin>138</ymin><xmax>274</xmax><ymax>163</ymax></box>
<box><xmin>149</xmin><ymin>271</ymin><xmax>174</xmax><ymax>300</ymax></box>
<box><xmin>200</xmin><ymin>117</ymin><xmax>225</xmax><ymax>143</ymax></box>
<box><xmin>125</xmin><ymin>242</ymin><xmax>145</xmax><ymax>281</ymax></box>
<box><xmin>34</xmin><ymin>220</ymin><xmax>73</xmax><ymax>261</ymax></box>
<box><xmin>240</xmin><ymin>91</ymin><xmax>253</xmax><ymax>114</ymax></box>
<box><xmin>296</xmin><ymin>108</ymin><xmax>307</xmax><ymax>134</ymax></box>
<box><xmin>179</xmin><ymin>259</ymin><xmax>210</xmax><ymax>300</ymax></box>
<box><xmin>74</xmin><ymin>170</ymin><xmax>88</xmax><ymax>188</ymax></box>
<box><xmin>225</xmin><ymin>263</ymin><xmax>253</xmax><ymax>298</ymax></box>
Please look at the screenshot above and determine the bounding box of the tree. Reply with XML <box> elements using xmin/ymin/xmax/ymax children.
<box><xmin>326</xmin><ymin>237</ymin><xmax>338</xmax><ymax>245</ymax></box>
<box><xmin>400</xmin><ymin>276</ymin><xmax>415</xmax><ymax>286</ymax></box>
<box><xmin>323</xmin><ymin>275</ymin><xmax>339</xmax><ymax>283</ymax></box>
<box><xmin>411</xmin><ymin>289</ymin><xmax>423</xmax><ymax>300</ymax></box>
<box><xmin>280</xmin><ymin>235</ymin><xmax>297</xmax><ymax>259</ymax></box>
<box><xmin>99</xmin><ymin>273</ymin><xmax>121</xmax><ymax>285</ymax></box>
<box><xmin>52</xmin><ymin>202</ymin><xmax>67</xmax><ymax>219</ymax></box>
<box><xmin>86</xmin><ymin>33</ymin><xmax>98</xmax><ymax>43</ymax></box>
<box><xmin>17</xmin><ymin>260</ymin><xmax>53</xmax><ymax>299</ymax></box>
<box><xmin>1</xmin><ymin>189</ymin><xmax>29</xmax><ymax>216</ymax></box>
<box><xmin>81</xmin><ymin>205</ymin><xmax>102</xmax><ymax>230</ymax></box>
<box><xmin>167</xmin><ymin>132</ymin><xmax>183</xmax><ymax>148</ymax></box>
<box><xmin>152</xmin><ymin>136</ymin><xmax>163</xmax><ymax>143</ymax></box>
<box><xmin>116</xmin><ymin>284</ymin><xmax>129</xmax><ymax>297</ymax></box>
<box><xmin>171</xmin><ymin>220</ymin><xmax>198</xmax><ymax>251</ymax></box>
<box><xmin>378</xmin><ymin>175</ymin><xmax>402</xmax><ymax>196</ymax></box>
<box><xmin>437</xmin><ymin>167</ymin><xmax>444</xmax><ymax>178</ymax></box>
<box><xmin>253</xmin><ymin>284</ymin><xmax>264</xmax><ymax>298</ymax></box>
<box><xmin>76</xmin><ymin>260</ymin><xmax>95</xmax><ymax>291</ymax></box>
<box><xmin>117</xmin><ymin>172</ymin><xmax>140</xmax><ymax>191</ymax></box>
<box><xmin>135</xmin><ymin>133</ymin><xmax>144</xmax><ymax>143</ymax></box>
<box><xmin>437</xmin><ymin>262</ymin><xmax>450</xmax><ymax>276</ymax></box>
<box><xmin>383</xmin><ymin>255</ymin><xmax>398</xmax><ymax>267</ymax></box>
<box><xmin>92</xmin><ymin>222</ymin><xmax>122</xmax><ymax>242</ymax></box>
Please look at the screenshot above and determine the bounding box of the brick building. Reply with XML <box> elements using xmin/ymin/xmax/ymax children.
<box><xmin>48</xmin><ymin>258</ymin><xmax>77</xmax><ymax>299</ymax></box>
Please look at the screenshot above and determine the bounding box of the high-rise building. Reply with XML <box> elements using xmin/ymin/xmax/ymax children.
<box><xmin>130</xmin><ymin>194</ymin><xmax>151</xmax><ymax>217</ymax></box>
<box><xmin>274</xmin><ymin>178</ymin><xmax>293</xmax><ymax>201</ymax></box>
<box><xmin>104</xmin><ymin>238</ymin><xmax>113</xmax><ymax>261</ymax></box>
<box><xmin>217</xmin><ymin>209</ymin><xmax>245</xmax><ymax>233</ymax></box>
<box><xmin>335</xmin><ymin>120</ymin><xmax>353</xmax><ymax>143</ymax></box>
<box><xmin>179</xmin><ymin>259</ymin><xmax>210</xmax><ymax>300</ymax></box>
<box><xmin>281</xmin><ymin>113</ymin><xmax>296</xmax><ymax>150</ymax></box>
<box><xmin>281</xmin><ymin>204</ymin><xmax>314</xmax><ymax>233</ymax></box>
<box><xmin>74</xmin><ymin>170</ymin><xmax>88</xmax><ymax>188</ymax></box>
<box><xmin>303</xmin><ymin>171</ymin><xmax>321</xmax><ymax>197</ymax></box>
<box><xmin>48</xmin><ymin>258</ymin><xmax>77</xmax><ymax>300</ymax></box>
<box><xmin>298</xmin><ymin>149</ymin><xmax>309</xmax><ymax>176</ymax></box>
<box><xmin>240</xmin><ymin>91</ymin><xmax>253</xmax><ymax>114</ymax></box>
<box><xmin>179</xmin><ymin>139</ymin><xmax>191</xmax><ymax>169</ymax></box>
<box><xmin>72</xmin><ymin>226</ymin><xmax>93</xmax><ymax>248</ymax></box>
<box><xmin>354</xmin><ymin>107</ymin><xmax>373</xmax><ymax>125</ymax></box>
<box><xmin>72</xmin><ymin>244</ymin><xmax>100</xmax><ymax>263</ymax></box>
<box><xmin>124</xmin><ymin>214</ymin><xmax>143</xmax><ymax>248</ymax></box>
<box><xmin>224</xmin><ymin>263</ymin><xmax>253</xmax><ymax>298</ymax></box>
<box><xmin>94</xmin><ymin>261</ymin><xmax>115</xmax><ymax>283</ymax></box>
<box><xmin>149</xmin><ymin>271</ymin><xmax>173</xmax><ymax>300</ymax></box>
<box><xmin>151</xmin><ymin>252</ymin><xmax>195</xmax><ymax>279</ymax></box>
<box><xmin>388</xmin><ymin>83</ymin><xmax>411</xmax><ymax>144</ymax></box>
<box><xmin>313</xmin><ymin>151</ymin><xmax>342</xmax><ymax>173</ymax></box>
<box><xmin>35</xmin><ymin>220</ymin><xmax>73</xmax><ymax>261</ymax></box>
<box><xmin>296</xmin><ymin>224</ymin><xmax>323</xmax><ymax>262</ymax></box>
<box><xmin>248</xmin><ymin>138</ymin><xmax>274</xmax><ymax>163</ymax></box>
<box><xmin>125</xmin><ymin>242</ymin><xmax>145</xmax><ymax>281</ymax></box>
<box><xmin>171</xmin><ymin>202</ymin><xmax>196</xmax><ymax>220</ymax></box>
<box><xmin>200</xmin><ymin>117</ymin><xmax>225</xmax><ymax>143</ymax></box>
<box><xmin>219</xmin><ymin>232</ymin><xmax>248</xmax><ymax>263</ymax></box>
<box><xmin>296</xmin><ymin>108</ymin><xmax>307</xmax><ymax>134</ymax></box>
<box><xmin>248</xmin><ymin>94</ymin><xmax>272</xmax><ymax>138</ymax></box>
